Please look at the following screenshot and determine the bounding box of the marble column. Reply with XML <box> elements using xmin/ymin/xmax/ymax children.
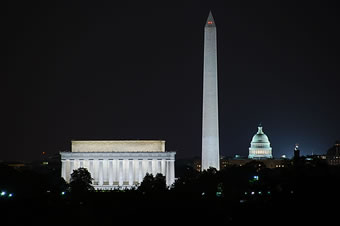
<box><xmin>79</xmin><ymin>159</ymin><xmax>84</xmax><ymax>168</ymax></box>
<box><xmin>138</xmin><ymin>160</ymin><xmax>143</xmax><ymax>183</ymax></box>
<box><xmin>143</xmin><ymin>159</ymin><xmax>148</xmax><ymax>176</ymax></box>
<box><xmin>165</xmin><ymin>160</ymin><xmax>170</xmax><ymax>185</ymax></box>
<box><xmin>70</xmin><ymin>160</ymin><xmax>75</xmax><ymax>176</ymax></box>
<box><xmin>133</xmin><ymin>160</ymin><xmax>139</xmax><ymax>184</ymax></box>
<box><xmin>119</xmin><ymin>160</ymin><xmax>123</xmax><ymax>186</ymax></box>
<box><xmin>74</xmin><ymin>159</ymin><xmax>79</xmax><ymax>170</ymax></box>
<box><xmin>133</xmin><ymin>160</ymin><xmax>138</xmax><ymax>184</ymax></box>
<box><xmin>84</xmin><ymin>159</ymin><xmax>89</xmax><ymax>170</ymax></box>
<box><xmin>65</xmin><ymin>160</ymin><xmax>70</xmax><ymax>182</ymax></box>
<box><xmin>148</xmin><ymin>159</ymin><xmax>153</xmax><ymax>175</ymax></box>
<box><xmin>128</xmin><ymin>159</ymin><xmax>133</xmax><ymax>186</ymax></box>
<box><xmin>103</xmin><ymin>159</ymin><xmax>108</xmax><ymax>184</ymax></box>
<box><xmin>157</xmin><ymin>160</ymin><xmax>162</xmax><ymax>175</ymax></box>
<box><xmin>161</xmin><ymin>159</ymin><xmax>166</xmax><ymax>176</ymax></box>
<box><xmin>109</xmin><ymin>160</ymin><xmax>113</xmax><ymax>186</ymax></box>
<box><xmin>98</xmin><ymin>159</ymin><xmax>103</xmax><ymax>186</ymax></box>
<box><xmin>89</xmin><ymin>159</ymin><xmax>94</xmax><ymax>182</ymax></box>
<box><xmin>113</xmin><ymin>159</ymin><xmax>118</xmax><ymax>183</ymax></box>
<box><xmin>123</xmin><ymin>159</ymin><xmax>128</xmax><ymax>184</ymax></box>
<box><xmin>169</xmin><ymin>160</ymin><xmax>175</xmax><ymax>185</ymax></box>
<box><xmin>152</xmin><ymin>159</ymin><xmax>157</xmax><ymax>176</ymax></box>
<box><xmin>93</xmin><ymin>160</ymin><xmax>98</xmax><ymax>184</ymax></box>
<box><xmin>61</xmin><ymin>160</ymin><xmax>66</xmax><ymax>181</ymax></box>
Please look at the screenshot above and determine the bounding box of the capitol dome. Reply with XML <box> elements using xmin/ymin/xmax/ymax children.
<box><xmin>248</xmin><ymin>126</ymin><xmax>273</xmax><ymax>159</ymax></box>
<box><xmin>251</xmin><ymin>127</ymin><xmax>270</xmax><ymax>143</ymax></box>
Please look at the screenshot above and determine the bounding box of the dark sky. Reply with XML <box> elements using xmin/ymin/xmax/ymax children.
<box><xmin>5</xmin><ymin>1</ymin><xmax>340</xmax><ymax>161</ymax></box>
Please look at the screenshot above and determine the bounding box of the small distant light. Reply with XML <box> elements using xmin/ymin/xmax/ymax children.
<box><xmin>1</xmin><ymin>191</ymin><xmax>6</xmax><ymax>196</ymax></box>
<box><xmin>8</xmin><ymin>193</ymin><xmax>13</xmax><ymax>198</ymax></box>
<box><xmin>244</xmin><ymin>192</ymin><xmax>248</xmax><ymax>195</ymax></box>
<box><xmin>253</xmin><ymin>176</ymin><xmax>259</xmax><ymax>181</ymax></box>
<box><xmin>258</xmin><ymin>191</ymin><xmax>262</xmax><ymax>195</ymax></box>
<box><xmin>267</xmin><ymin>191</ymin><xmax>271</xmax><ymax>194</ymax></box>
<box><xmin>61</xmin><ymin>191</ymin><xmax>66</xmax><ymax>195</ymax></box>
<box><xmin>240</xmin><ymin>200</ymin><xmax>246</xmax><ymax>203</ymax></box>
<box><xmin>251</xmin><ymin>192</ymin><xmax>255</xmax><ymax>195</ymax></box>
<box><xmin>201</xmin><ymin>192</ymin><xmax>205</xmax><ymax>196</ymax></box>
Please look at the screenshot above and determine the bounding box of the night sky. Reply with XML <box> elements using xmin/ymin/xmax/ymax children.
<box><xmin>5</xmin><ymin>1</ymin><xmax>339</xmax><ymax>161</ymax></box>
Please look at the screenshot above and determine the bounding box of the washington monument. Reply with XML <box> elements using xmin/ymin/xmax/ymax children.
<box><xmin>202</xmin><ymin>11</ymin><xmax>220</xmax><ymax>171</ymax></box>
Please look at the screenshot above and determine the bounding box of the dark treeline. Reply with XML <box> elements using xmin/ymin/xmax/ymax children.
<box><xmin>1</xmin><ymin>159</ymin><xmax>340</xmax><ymax>225</ymax></box>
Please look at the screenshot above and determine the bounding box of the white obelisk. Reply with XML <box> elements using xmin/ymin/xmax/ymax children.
<box><xmin>202</xmin><ymin>11</ymin><xmax>220</xmax><ymax>171</ymax></box>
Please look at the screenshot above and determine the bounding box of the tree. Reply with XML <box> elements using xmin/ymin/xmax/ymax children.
<box><xmin>154</xmin><ymin>173</ymin><xmax>167</xmax><ymax>191</ymax></box>
<box><xmin>172</xmin><ymin>166</ymin><xmax>200</xmax><ymax>195</ymax></box>
<box><xmin>138</xmin><ymin>173</ymin><xmax>167</xmax><ymax>194</ymax></box>
<box><xmin>199</xmin><ymin>167</ymin><xmax>219</xmax><ymax>198</ymax></box>
<box><xmin>69</xmin><ymin>167</ymin><xmax>94</xmax><ymax>194</ymax></box>
<box><xmin>138</xmin><ymin>173</ymin><xmax>154</xmax><ymax>193</ymax></box>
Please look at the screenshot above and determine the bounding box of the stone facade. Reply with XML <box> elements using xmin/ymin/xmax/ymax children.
<box><xmin>202</xmin><ymin>11</ymin><xmax>220</xmax><ymax>171</ymax></box>
<box><xmin>60</xmin><ymin>140</ymin><xmax>175</xmax><ymax>189</ymax></box>
<box><xmin>71</xmin><ymin>140</ymin><xmax>165</xmax><ymax>153</ymax></box>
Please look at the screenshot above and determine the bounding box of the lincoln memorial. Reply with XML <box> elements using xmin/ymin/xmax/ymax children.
<box><xmin>60</xmin><ymin>140</ymin><xmax>176</xmax><ymax>190</ymax></box>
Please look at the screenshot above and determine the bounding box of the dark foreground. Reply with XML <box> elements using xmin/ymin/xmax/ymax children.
<box><xmin>1</xmin><ymin>189</ymin><xmax>338</xmax><ymax>225</ymax></box>
<box><xmin>1</xmin><ymin>160</ymin><xmax>340</xmax><ymax>225</ymax></box>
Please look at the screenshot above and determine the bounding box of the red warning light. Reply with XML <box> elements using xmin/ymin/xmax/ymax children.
<box><xmin>208</xmin><ymin>21</ymin><xmax>213</xmax><ymax>24</ymax></box>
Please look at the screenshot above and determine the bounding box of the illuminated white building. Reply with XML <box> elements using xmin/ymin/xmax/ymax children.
<box><xmin>60</xmin><ymin>140</ymin><xmax>175</xmax><ymax>189</ymax></box>
<box><xmin>202</xmin><ymin>11</ymin><xmax>220</xmax><ymax>171</ymax></box>
<box><xmin>248</xmin><ymin>126</ymin><xmax>273</xmax><ymax>159</ymax></box>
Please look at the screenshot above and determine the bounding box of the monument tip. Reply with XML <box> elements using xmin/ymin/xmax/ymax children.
<box><xmin>205</xmin><ymin>11</ymin><xmax>215</xmax><ymax>27</ymax></box>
